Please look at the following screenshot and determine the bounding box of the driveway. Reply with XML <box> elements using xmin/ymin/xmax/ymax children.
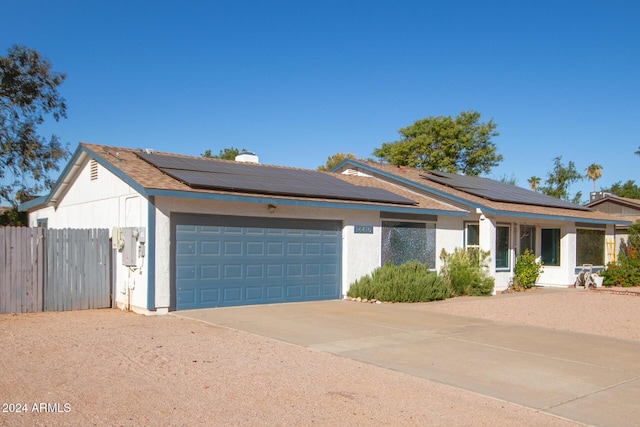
<box><xmin>176</xmin><ymin>298</ymin><xmax>640</xmax><ymax>427</ymax></box>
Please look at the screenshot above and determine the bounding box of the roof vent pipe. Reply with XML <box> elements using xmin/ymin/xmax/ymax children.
<box><xmin>235</xmin><ymin>151</ymin><xmax>259</xmax><ymax>163</ymax></box>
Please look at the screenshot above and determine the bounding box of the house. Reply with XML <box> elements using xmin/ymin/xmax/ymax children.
<box><xmin>331</xmin><ymin>160</ymin><xmax>629</xmax><ymax>283</ymax></box>
<box><xmin>586</xmin><ymin>192</ymin><xmax>640</xmax><ymax>259</ymax></box>
<box><xmin>21</xmin><ymin>143</ymin><xmax>627</xmax><ymax>314</ymax></box>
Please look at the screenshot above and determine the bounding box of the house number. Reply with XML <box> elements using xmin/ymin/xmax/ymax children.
<box><xmin>354</xmin><ymin>225</ymin><xmax>373</xmax><ymax>234</ymax></box>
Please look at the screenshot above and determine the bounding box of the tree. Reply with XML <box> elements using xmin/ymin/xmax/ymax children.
<box><xmin>539</xmin><ymin>156</ymin><xmax>583</xmax><ymax>203</ymax></box>
<box><xmin>0</xmin><ymin>205</ymin><xmax>27</xmax><ymax>226</ymax></box>
<box><xmin>1</xmin><ymin>45</ymin><xmax>69</xmax><ymax>205</ymax></box>
<box><xmin>528</xmin><ymin>176</ymin><xmax>541</xmax><ymax>192</ymax></box>
<box><xmin>317</xmin><ymin>152</ymin><xmax>357</xmax><ymax>171</ymax></box>
<box><xmin>602</xmin><ymin>180</ymin><xmax>640</xmax><ymax>199</ymax></box>
<box><xmin>373</xmin><ymin>111</ymin><xmax>502</xmax><ymax>176</ymax></box>
<box><xmin>585</xmin><ymin>163</ymin><xmax>603</xmax><ymax>192</ymax></box>
<box><xmin>499</xmin><ymin>173</ymin><xmax>517</xmax><ymax>186</ymax></box>
<box><xmin>202</xmin><ymin>147</ymin><xmax>245</xmax><ymax>160</ymax></box>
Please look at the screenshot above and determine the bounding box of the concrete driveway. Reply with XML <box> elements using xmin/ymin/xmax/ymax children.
<box><xmin>175</xmin><ymin>300</ymin><xmax>640</xmax><ymax>426</ymax></box>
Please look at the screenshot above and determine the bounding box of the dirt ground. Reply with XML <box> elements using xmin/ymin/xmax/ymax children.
<box><xmin>1</xmin><ymin>287</ymin><xmax>638</xmax><ymax>426</ymax></box>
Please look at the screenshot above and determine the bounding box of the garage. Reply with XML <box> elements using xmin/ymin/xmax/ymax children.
<box><xmin>172</xmin><ymin>214</ymin><xmax>342</xmax><ymax>309</ymax></box>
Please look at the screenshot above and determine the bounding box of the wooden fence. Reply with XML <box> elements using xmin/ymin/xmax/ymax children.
<box><xmin>0</xmin><ymin>227</ymin><xmax>112</xmax><ymax>314</ymax></box>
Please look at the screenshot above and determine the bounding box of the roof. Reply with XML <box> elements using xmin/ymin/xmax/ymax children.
<box><xmin>22</xmin><ymin>143</ymin><xmax>466</xmax><ymax>216</ymax></box>
<box><xmin>334</xmin><ymin>160</ymin><xmax>629</xmax><ymax>225</ymax></box>
<box><xmin>586</xmin><ymin>194</ymin><xmax>640</xmax><ymax>210</ymax></box>
<box><xmin>585</xmin><ymin>194</ymin><xmax>640</xmax><ymax>223</ymax></box>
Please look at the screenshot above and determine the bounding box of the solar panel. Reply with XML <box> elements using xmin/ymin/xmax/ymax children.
<box><xmin>422</xmin><ymin>170</ymin><xmax>590</xmax><ymax>211</ymax></box>
<box><xmin>136</xmin><ymin>152</ymin><xmax>416</xmax><ymax>205</ymax></box>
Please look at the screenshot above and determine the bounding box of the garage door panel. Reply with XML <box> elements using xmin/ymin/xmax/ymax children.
<box><xmin>245</xmin><ymin>264</ymin><xmax>264</xmax><ymax>278</ymax></box>
<box><xmin>176</xmin><ymin>265</ymin><xmax>196</xmax><ymax>280</ymax></box>
<box><xmin>177</xmin><ymin>241</ymin><xmax>196</xmax><ymax>255</ymax></box>
<box><xmin>246</xmin><ymin>241</ymin><xmax>264</xmax><ymax>255</ymax></box>
<box><xmin>223</xmin><ymin>287</ymin><xmax>242</xmax><ymax>303</ymax></box>
<box><xmin>223</xmin><ymin>241</ymin><xmax>243</xmax><ymax>255</ymax></box>
<box><xmin>286</xmin><ymin>264</ymin><xmax>302</xmax><ymax>277</ymax></box>
<box><xmin>305</xmin><ymin>264</ymin><xmax>320</xmax><ymax>276</ymax></box>
<box><xmin>266</xmin><ymin>286</ymin><xmax>283</xmax><ymax>300</ymax></box>
<box><xmin>201</xmin><ymin>265</ymin><xmax>219</xmax><ymax>279</ymax></box>
<box><xmin>323</xmin><ymin>263</ymin><xmax>338</xmax><ymax>275</ymax></box>
<box><xmin>304</xmin><ymin>284</ymin><xmax>320</xmax><ymax>297</ymax></box>
<box><xmin>267</xmin><ymin>264</ymin><xmax>283</xmax><ymax>277</ymax></box>
<box><xmin>286</xmin><ymin>285</ymin><xmax>302</xmax><ymax>298</ymax></box>
<box><xmin>323</xmin><ymin>242</ymin><xmax>338</xmax><ymax>255</ymax></box>
<box><xmin>201</xmin><ymin>241</ymin><xmax>220</xmax><ymax>255</ymax></box>
<box><xmin>245</xmin><ymin>285</ymin><xmax>263</xmax><ymax>301</ymax></box>
<box><xmin>200</xmin><ymin>289</ymin><xmax>220</xmax><ymax>304</ymax></box>
<box><xmin>175</xmin><ymin>215</ymin><xmax>341</xmax><ymax>309</ymax></box>
<box><xmin>223</xmin><ymin>264</ymin><xmax>242</xmax><ymax>279</ymax></box>
<box><xmin>267</xmin><ymin>242</ymin><xmax>283</xmax><ymax>255</ymax></box>
<box><xmin>177</xmin><ymin>289</ymin><xmax>196</xmax><ymax>305</ymax></box>
<box><xmin>323</xmin><ymin>283</ymin><xmax>339</xmax><ymax>295</ymax></box>
<box><xmin>287</xmin><ymin>242</ymin><xmax>303</xmax><ymax>255</ymax></box>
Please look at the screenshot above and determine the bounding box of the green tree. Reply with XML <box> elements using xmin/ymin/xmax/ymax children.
<box><xmin>499</xmin><ymin>173</ymin><xmax>517</xmax><ymax>186</ymax></box>
<box><xmin>0</xmin><ymin>205</ymin><xmax>27</xmax><ymax>226</ymax></box>
<box><xmin>1</xmin><ymin>45</ymin><xmax>69</xmax><ymax>205</ymax></box>
<box><xmin>373</xmin><ymin>111</ymin><xmax>502</xmax><ymax>176</ymax></box>
<box><xmin>539</xmin><ymin>156</ymin><xmax>583</xmax><ymax>203</ymax></box>
<box><xmin>602</xmin><ymin>180</ymin><xmax>640</xmax><ymax>199</ymax></box>
<box><xmin>202</xmin><ymin>147</ymin><xmax>245</xmax><ymax>160</ymax></box>
<box><xmin>585</xmin><ymin>163</ymin><xmax>603</xmax><ymax>192</ymax></box>
<box><xmin>317</xmin><ymin>152</ymin><xmax>357</xmax><ymax>171</ymax></box>
<box><xmin>528</xmin><ymin>176</ymin><xmax>541</xmax><ymax>192</ymax></box>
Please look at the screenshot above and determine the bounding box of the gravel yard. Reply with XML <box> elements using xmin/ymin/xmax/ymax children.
<box><xmin>0</xmin><ymin>287</ymin><xmax>637</xmax><ymax>426</ymax></box>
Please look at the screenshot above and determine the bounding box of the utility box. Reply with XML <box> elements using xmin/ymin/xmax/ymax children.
<box><xmin>121</xmin><ymin>227</ymin><xmax>139</xmax><ymax>266</ymax></box>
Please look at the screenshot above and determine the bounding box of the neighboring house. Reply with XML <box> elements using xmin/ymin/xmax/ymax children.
<box><xmin>21</xmin><ymin>143</ymin><xmax>627</xmax><ymax>314</ymax></box>
<box><xmin>586</xmin><ymin>192</ymin><xmax>640</xmax><ymax>260</ymax></box>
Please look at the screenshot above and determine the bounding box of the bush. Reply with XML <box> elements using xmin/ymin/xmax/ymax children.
<box><xmin>439</xmin><ymin>248</ymin><xmax>494</xmax><ymax>296</ymax></box>
<box><xmin>601</xmin><ymin>248</ymin><xmax>640</xmax><ymax>287</ymax></box>
<box><xmin>512</xmin><ymin>249</ymin><xmax>543</xmax><ymax>291</ymax></box>
<box><xmin>347</xmin><ymin>261</ymin><xmax>451</xmax><ymax>303</ymax></box>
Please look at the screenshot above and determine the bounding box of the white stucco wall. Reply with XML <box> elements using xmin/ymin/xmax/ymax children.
<box><xmin>434</xmin><ymin>215</ymin><xmax>464</xmax><ymax>272</ymax></box>
<box><xmin>28</xmin><ymin>159</ymin><xmax>151</xmax><ymax>314</ymax></box>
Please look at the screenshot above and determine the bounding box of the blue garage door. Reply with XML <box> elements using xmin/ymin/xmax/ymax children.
<box><xmin>173</xmin><ymin>214</ymin><xmax>342</xmax><ymax>309</ymax></box>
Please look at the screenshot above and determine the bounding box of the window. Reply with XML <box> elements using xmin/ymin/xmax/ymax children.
<box><xmin>496</xmin><ymin>225</ymin><xmax>510</xmax><ymax>269</ymax></box>
<box><xmin>465</xmin><ymin>223</ymin><xmax>479</xmax><ymax>249</ymax></box>
<box><xmin>381</xmin><ymin>221</ymin><xmax>436</xmax><ymax>268</ymax></box>
<box><xmin>541</xmin><ymin>228</ymin><xmax>561</xmax><ymax>266</ymax></box>
<box><xmin>576</xmin><ymin>229</ymin><xmax>605</xmax><ymax>266</ymax></box>
<box><xmin>519</xmin><ymin>225</ymin><xmax>535</xmax><ymax>255</ymax></box>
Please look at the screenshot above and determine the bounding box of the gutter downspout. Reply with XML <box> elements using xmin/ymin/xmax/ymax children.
<box><xmin>147</xmin><ymin>196</ymin><xmax>156</xmax><ymax>311</ymax></box>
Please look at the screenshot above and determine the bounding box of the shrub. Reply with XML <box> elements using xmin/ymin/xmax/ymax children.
<box><xmin>347</xmin><ymin>261</ymin><xmax>451</xmax><ymax>303</ymax></box>
<box><xmin>601</xmin><ymin>248</ymin><xmax>640</xmax><ymax>287</ymax></box>
<box><xmin>512</xmin><ymin>249</ymin><xmax>543</xmax><ymax>291</ymax></box>
<box><xmin>439</xmin><ymin>248</ymin><xmax>494</xmax><ymax>296</ymax></box>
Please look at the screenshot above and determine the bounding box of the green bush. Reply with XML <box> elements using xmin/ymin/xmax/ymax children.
<box><xmin>439</xmin><ymin>248</ymin><xmax>494</xmax><ymax>296</ymax></box>
<box><xmin>347</xmin><ymin>261</ymin><xmax>451</xmax><ymax>302</ymax></box>
<box><xmin>512</xmin><ymin>249</ymin><xmax>543</xmax><ymax>290</ymax></box>
<box><xmin>600</xmin><ymin>248</ymin><xmax>640</xmax><ymax>287</ymax></box>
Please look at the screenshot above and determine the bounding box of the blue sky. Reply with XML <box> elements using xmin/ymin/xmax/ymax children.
<box><xmin>3</xmin><ymin>0</ymin><xmax>639</xmax><ymax>203</ymax></box>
